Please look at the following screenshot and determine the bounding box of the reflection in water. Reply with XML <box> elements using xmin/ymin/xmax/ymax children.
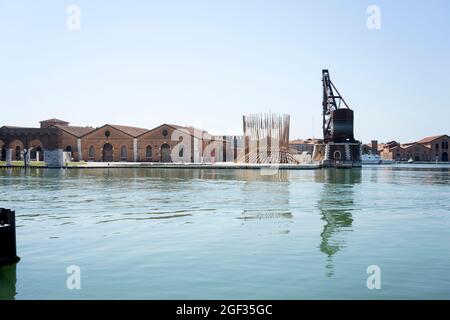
<box><xmin>0</xmin><ymin>264</ymin><xmax>17</xmax><ymax>300</ymax></box>
<box><xmin>239</xmin><ymin>210</ymin><xmax>292</xmax><ymax>220</ymax></box>
<box><xmin>69</xmin><ymin>167</ymin><xmax>295</xmax><ymax>183</ymax></box>
<box><xmin>316</xmin><ymin>169</ymin><xmax>361</xmax><ymax>277</ymax></box>
<box><xmin>240</xmin><ymin>171</ymin><xmax>292</xmax><ymax>231</ymax></box>
<box><xmin>2</xmin><ymin>166</ymin><xmax>450</xmax><ymax>299</ymax></box>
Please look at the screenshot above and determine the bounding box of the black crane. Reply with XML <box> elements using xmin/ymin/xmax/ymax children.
<box><xmin>322</xmin><ymin>69</ymin><xmax>354</xmax><ymax>143</ymax></box>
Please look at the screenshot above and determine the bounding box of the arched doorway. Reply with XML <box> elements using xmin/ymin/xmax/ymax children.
<box><xmin>28</xmin><ymin>140</ymin><xmax>44</xmax><ymax>162</ymax></box>
<box><xmin>120</xmin><ymin>146</ymin><xmax>128</xmax><ymax>161</ymax></box>
<box><xmin>333</xmin><ymin>151</ymin><xmax>341</xmax><ymax>160</ymax></box>
<box><xmin>146</xmin><ymin>146</ymin><xmax>153</xmax><ymax>161</ymax></box>
<box><xmin>64</xmin><ymin>146</ymin><xmax>73</xmax><ymax>162</ymax></box>
<box><xmin>36</xmin><ymin>146</ymin><xmax>43</xmax><ymax>161</ymax></box>
<box><xmin>88</xmin><ymin>146</ymin><xmax>95</xmax><ymax>161</ymax></box>
<box><xmin>443</xmin><ymin>152</ymin><xmax>449</xmax><ymax>162</ymax></box>
<box><xmin>30</xmin><ymin>148</ymin><xmax>37</xmax><ymax>161</ymax></box>
<box><xmin>15</xmin><ymin>146</ymin><xmax>21</xmax><ymax>161</ymax></box>
<box><xmin>103</xmin><ymin>143</ymin><xmax>113</xmax><ymax>162</ymax></box>
<box><xmin>30</xmin><ymin>146</ymin><xmax>43</xmax><ymax>161</ymax></box>
<box><xmin>160</xmin><ymin>143</ymin><xmax>171</xmax><ymax>162</ymax></box>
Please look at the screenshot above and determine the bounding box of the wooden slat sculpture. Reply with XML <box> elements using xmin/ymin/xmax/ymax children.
<box><xmin>239</xmin><ymin>113</ymin><xmax>298</xmax><ymax>164</ymax></box>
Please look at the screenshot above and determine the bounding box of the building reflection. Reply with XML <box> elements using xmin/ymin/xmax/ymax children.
<box><xmin>239</xmin><ymin>170</ymin><xmax>292</xmax><ymax>231</ymax></box>
<box><xmin>315</xmin><ymin>169</ymin><xmax>361</xmax><ymax>277</ymax></box>
<box><xmin>0</xmin><ymin>264</ymin><xmax>17</xmax><ymax>300</ymax></box>
<box><xmin>58</xmin><ymin>167</ymin><xmax>296</xmax><ymax>184</ymax></box>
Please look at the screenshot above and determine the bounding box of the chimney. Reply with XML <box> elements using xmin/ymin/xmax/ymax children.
<box><xmin>371</xmin><ymin>140</ymin><xmax>378</xmax><ymax>155</ymax></box>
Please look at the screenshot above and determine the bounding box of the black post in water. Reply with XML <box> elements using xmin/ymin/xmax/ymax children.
<box><xmin>0</xmin><ymin>208</ymin><xmax>20</xmax><ymax>267</ymax></box>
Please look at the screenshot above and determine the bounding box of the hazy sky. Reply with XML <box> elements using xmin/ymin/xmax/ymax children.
<box><xmin>1</xmin><ymin>0</ymin><xmax>449</xmax><ymax>143</ymax></box>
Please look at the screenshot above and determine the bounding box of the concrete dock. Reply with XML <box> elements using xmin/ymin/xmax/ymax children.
<box><xmin>1</xmin><ymin>162</ymin><xmax>322</xmax><ymax>170</ymax></box>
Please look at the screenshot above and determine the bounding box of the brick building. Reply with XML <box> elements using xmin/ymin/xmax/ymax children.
<box><xmin>0</xmin><ymin>118</ymin><xmax>241</xmax><ymax>166</ymax></box>
<box><xmin>380</xmin><ymin>135</ymin><xmax>449</xmax><ymax>162</ymax></box>
<box><xmin>416</xmin><ymin>135</ymin><xmax>449</xmax><ymax>162</ymax></box>
<box><xmin>361</xmin><ymin>140</ymin><xmax>380</xmax><ymax>155</ymax></box>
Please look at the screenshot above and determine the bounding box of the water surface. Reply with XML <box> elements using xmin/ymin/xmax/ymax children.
<box><xmin>0</xmin><ymin>165</ymin><xmax>449</xmax><ymax>299</ymax></box>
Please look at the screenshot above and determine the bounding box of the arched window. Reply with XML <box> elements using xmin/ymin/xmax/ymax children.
<box><xmin>66</xmin><ymin>146</ymin><xmax>72</xmax><ymax>153</ymax></box>
<box><xmin>179</xmin><ymin>147</ymin><xmax>184</xmax><ymax>158</ymax></box>
<box><xmin>333</xmin><ymin>151</ymin><xmax>341</xmax><ymax>160</ymax></box>
<box><xmin>88</xmin><ymin>146</ymin><xmax>95</xmax><ymax>160</ymax></box>
<box><xmin>442</xmin><ymin>141</ymin><xmax>445</xmax><ymax>149</ymax></box>
<box><xmin>120</xmin><ymin>146</ymin><xmax>128</xmax><ymax>161</ymax></box>
<box><xmin>146</xmin><ymin>146</ymin><xmax>153</xmax><ymax>161</ymax></box>
<box><xmin>436</xmin><ymin>143</ymin><xmax>439</xmax><ymax>150</ymax></box>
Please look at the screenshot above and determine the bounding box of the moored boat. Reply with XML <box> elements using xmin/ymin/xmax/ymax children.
<box><xmin>361</xmin><ymin>154</ymin><xmax>382</xmax><ymax>165</ymax></box>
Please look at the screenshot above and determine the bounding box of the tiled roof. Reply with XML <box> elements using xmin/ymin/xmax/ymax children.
<box><xmin>166</xmin><ymin>124</ymin><xmax>185</xmax><ymax>129</ymax></box>
<box><xmin>384</xmin><ymin>141</ymin><xmax>400</xmax><ymax>149</ymax></box>
<box><xmin>108</xmin><ymin>124</ymin><xmax>149</xmax><ymax>137</ymax></box>
<box><xmin>417</xmin><ymin>135</ymin><xmax>448</xmax><ymax>144</ymax></box>
<box><xmin>54</xmin><ymin>125</ymin><xmax>94</xmax><ymax>137</ymax></box>
<box><xmin>137</xmin><ymin>124</ymin><xmax>217</xmax><ymax>141</ymax></box>
<box><xmin>402</xmin><ymin>142</ymin><xmax>431</xmax><ymax>150</ymax></box>
<box><xmin>40</xmin><ymin>118</ymin><xmax>68</xmax><ymax>123</ymax></box>
<box><xmin>1</xmin><ymin>125</ymin><xmax>30</xmax><ymax>129</ymax></box>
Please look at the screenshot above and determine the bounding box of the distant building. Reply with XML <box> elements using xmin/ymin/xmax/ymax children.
<box><xmin>416</xmin><ymin>135</ymin><xmax>449</xmax><ymax>162</ymax></box>
<box><xmin>362</xmin><ymin>140</ymin><xmax>380</xmax><ymax>155</ymax></box>
<box><xmin>289</xmin><ymin>138</ymin><xmax>322</xmax><ymax>154</ymax></box>
<box><xmin>40</xmin><ymin>118</ymin><xmax>69</xmax><ymax>128</ymax></box>
<box><xmin>380</xmin><ymin>135</ymin><xmax>449</xmax><ymax>162</ymax></box>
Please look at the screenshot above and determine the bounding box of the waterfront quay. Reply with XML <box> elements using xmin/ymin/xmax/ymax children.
<box><xmin>0</xmin><ymin>161</ymin><xmax>321</xmax><ymax>170</ymax></box>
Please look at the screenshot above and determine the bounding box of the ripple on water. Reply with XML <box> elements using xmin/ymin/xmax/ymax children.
<box><xmin>2</xmin><ymin>166</ymin><xmax>450</xmax><ymax>299</ymax></box>
<box><xmin>96</xmin><ymin>213</ymin><xmax>193</xmax><ymax>224</ymax></box>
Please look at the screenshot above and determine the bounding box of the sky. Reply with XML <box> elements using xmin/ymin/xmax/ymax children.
<box><xmin>1</xmin><ymin>0</ymin><xmax>449</xmax><ymax>143</ymax></box>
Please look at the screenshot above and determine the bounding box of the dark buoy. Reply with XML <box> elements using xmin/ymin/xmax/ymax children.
<box><xmin>0</xmin><ymin>208</ymin><xmax>20</xmax><ymax>267</ymax></box>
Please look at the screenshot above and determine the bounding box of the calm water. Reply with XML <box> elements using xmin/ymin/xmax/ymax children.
<box><xmin>0</xmin><ymin>165</ymin><xmax>449</xmax><ymax>299</ymax></box>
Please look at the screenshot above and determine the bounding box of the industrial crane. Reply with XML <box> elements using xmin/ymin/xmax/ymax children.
<box><xmin>322</xmin><ymin>69</ymin><xmax>355</xmax><ymax>143</ymax></box>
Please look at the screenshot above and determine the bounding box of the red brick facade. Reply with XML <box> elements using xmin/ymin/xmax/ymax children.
<box><xmin>380</xmin><ymin>135</ymin><xmax>449</xmax><ymax>162</ymax></box>
<box><xmin>81</xmin><ymin>125</ymin><xmax>136</xmax><ymax>162</ymax></box>
<box><xmin>0</xmin><ymin>119</ymin><xmax>222</xmax><ymax>163</ymax></box>
<box><xmin>6</xmin><ymin>119</ymin><xmax>445</xmax><ymax>163</ymax></box>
